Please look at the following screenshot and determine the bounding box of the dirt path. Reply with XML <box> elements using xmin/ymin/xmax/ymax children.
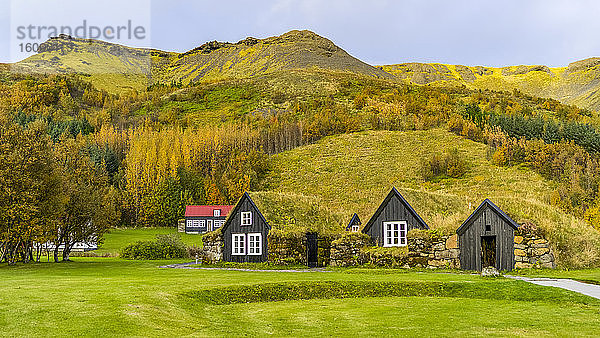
<box><xmin>508</xmin><ymin>276</ymin><xmax>600</xmax><ymax>299</ymax></box>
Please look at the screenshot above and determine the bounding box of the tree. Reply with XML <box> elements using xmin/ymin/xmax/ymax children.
<box><xmin>0</xmin><ymin>118</ymin><xmax>61</xmax><ymax>265</ymax></box>
<box><xmin>52</xmin><ymin>134</ymin><xmax>118</xmax><ymax>261</ymax></box>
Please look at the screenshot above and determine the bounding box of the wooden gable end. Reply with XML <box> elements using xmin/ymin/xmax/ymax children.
<box><xmin>457</xmin><ymin>199</ymin><xmax>519</xmax><ymax>271</ymax></box>
<box><xmin>221</xmin><ymin>193</ymin><xmax>270</xmax><ymax>263</ymax></box>
<box><xmin>362</xmin><ymin>187</ymin><xmax>428</xmax><ymax>246</ymax></box>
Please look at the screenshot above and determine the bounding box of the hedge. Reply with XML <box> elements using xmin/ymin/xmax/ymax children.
<box><xmin>121</xmin><ymin>234</ymin><xmax>188</xmax><ymax>260</ymax></box>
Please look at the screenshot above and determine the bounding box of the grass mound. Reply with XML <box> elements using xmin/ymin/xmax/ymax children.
<box><xmin>183</xmin><ymin>280</ymin><xmax>599</xmax><ymax>305</ymax></box>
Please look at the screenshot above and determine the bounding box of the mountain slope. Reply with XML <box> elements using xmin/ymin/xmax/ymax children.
<box><xmin>264</xmin><ymin>128</ymin><xmax>600</xmax><ymax>267</ymax></box>
<box><xmin>12</xmin><ymin>31</ymin><xmax>392</xmax><ymax>93</ymax></box>
<box><xmin>381</xmin><ymin>59</ymin><xmax>600</xmax><ymax>111</ymax></box>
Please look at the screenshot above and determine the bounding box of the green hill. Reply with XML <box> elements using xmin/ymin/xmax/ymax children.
<box><xmin>12</xmin><ymin>31</ymin><xmax>391</xmax><ymax>94</ymax></box>
<box><xmin>12</xmin><ymin>31</ymin><xmax>600</xmax><ymax>111</ymax></box>
<box><xmin>381</xmin><ymin>60</ymin><xmax>600</xmax><ymax>111</ymax></box>
<box><xmin>264</xmin><ymin>128</ymin><xmax>600</xmax><ymax>268</ymax></box>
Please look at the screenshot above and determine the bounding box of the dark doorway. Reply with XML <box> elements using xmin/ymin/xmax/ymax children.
<box><xmin>481</xmin><ymin>236</ymin><xmax>497</xmax><ymax>269</ymax></box>
<box><xmin>306</xmin><ymin>232</ymin><xmax>318</xmax><ymax>268</ymax></box>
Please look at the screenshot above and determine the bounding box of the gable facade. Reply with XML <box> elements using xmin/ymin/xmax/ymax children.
<box><xmin>221</xmin><ymin>193</ymin><xmax>271</xmax><ymax>263</ymax></box>
<box><xmin>457</xmin><ymin>199</ymin><xmax>519</xmax><ymax>271</ymax></box>
<box><xmin>362</xmin><ymin>188</ymin><xmax>429</xmax><ymax>247</ymax></box>
<box><xmin>346</xmin><ymin>213</ymin><xmax>362</xmax><ymax>232</ymax></box>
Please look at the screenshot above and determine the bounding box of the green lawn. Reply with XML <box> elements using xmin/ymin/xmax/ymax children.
<box><xmin>1</xmin><ymin>259</ymin><xmax>600</xmax><ymax>336</ymax></box>
<box><xmin>96</xmin><ymin>228</ymin><xmax>203</xmax><ymax>255</ymax></box>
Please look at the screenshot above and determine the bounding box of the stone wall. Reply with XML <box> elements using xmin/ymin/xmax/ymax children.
<box><xmin>200</xmin><ymin>231</ymin><xmax>223</xmax><ymax>264</ymax></box>
<box><xmin>330</xmin><ymin>230</ymin><xmax>460</xmax><ymax>269</ymax></box>
<box><xmin>514</xmin><ymin>223</ymin><xmax>555</xmax><ymax>269</ymax></box>
<box><xmin>329</xmin><ymin>233</ymin><xmax>375</xmax><ymax>267</ymax></box>
<box><xmin>408</xmin><ymin>231</ymin><xmax>460</xmax><ymax>269</ymax></box>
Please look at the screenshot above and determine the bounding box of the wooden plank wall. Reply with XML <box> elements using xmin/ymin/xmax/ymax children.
<box><xmin>459</xmin><ymin>206</ymin><xmax>515</xmax><ymax>271</ymax></box>
<box><xmin>222</xmin><ymin>197</ymin><xmax>269</xmax><ymax>263</ymax></box>
<box><xmin>365</xmin><ymin>195</ymin><xmax>428</xmax><ymax>246</ymax></box>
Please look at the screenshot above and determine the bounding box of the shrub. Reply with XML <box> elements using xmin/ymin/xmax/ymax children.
<box><xmin>121</xmin><ymin>234</ymin><xmax>188</xmax><ymax>260</ymax></box>
<box><xmin>420</xmin><ymin>148</ymin><xmax>468</xmax><ymax>181</ymax></box>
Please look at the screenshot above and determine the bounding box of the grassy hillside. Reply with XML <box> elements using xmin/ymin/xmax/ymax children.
<box><xmin>381</xmin><ymin>60</ymin><xmax>600</xmax><ymax>111</ymax></box>
<box><xmin>264</xmin><ymin>129</ymin><xmax>600</xmax><ymax>267</ymax></box>
<box><xmin>13</xmin><ymin>31</ymin><xmax>392</xmax><ymax>94</ymax></box>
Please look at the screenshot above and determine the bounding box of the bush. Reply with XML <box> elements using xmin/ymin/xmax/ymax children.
<box><xmin>121</xmin><ymin>234</ymin><xmax>188</xmax><ymax>260</ymax></box>
<box><xmin>420</xmin><ymin>148</ymin><xmax>468</xmax><ymax>181</ymax></box>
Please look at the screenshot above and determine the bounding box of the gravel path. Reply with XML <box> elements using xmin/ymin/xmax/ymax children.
<box><xmin>159</xmin><ymin>262</ymin><xmax>331</xmax><ymax>272</ymax></box>
<box><xmin>508</xmin><ymin>276</ymin><xmax>600</xmax><ymax>299</ymax></box>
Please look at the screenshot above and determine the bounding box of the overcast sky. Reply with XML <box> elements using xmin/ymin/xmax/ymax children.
<box><xmin>2</xmin><ymin>0</ymin><xmax>600</xmax><ymax>66</ymax></box>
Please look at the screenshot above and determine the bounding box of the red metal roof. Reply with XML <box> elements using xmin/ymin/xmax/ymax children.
<box><xmin>185</xmin><ymin>205</ymin><xmax>234</xmax><ymax>217</ymax></box>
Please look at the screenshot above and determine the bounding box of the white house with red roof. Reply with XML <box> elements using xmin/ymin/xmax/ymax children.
<box><xmin>184</xmin><ymin>205</ymin><xmax>234</xmax><ymax>234</ymax></box>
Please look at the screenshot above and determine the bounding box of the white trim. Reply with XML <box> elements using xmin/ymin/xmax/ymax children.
<box><xmin>192</xmin><ymin>220</ymin><xmax>200</xmax><ymax>227</ymax></box>
<box><xmin>207</xmin><ymin>219</ymin><xmax>213</xmax><ymax>231</ymax></box>
<box><xmin>186</xmin><ymin>220</ymin><xmax>193</xmax><ymax>227</ymax></box>
<box><xmin>214</xmin><ymin>209</ymin><xmax>221</xmax><ymax>217</ymax></box>
<box><xmin>247</xmin><ymin>233</ymin><xmax>262</xmax><ymax>255</ymax></box>
<box><xmin>383</xmin><ymin>221</ymin><xmax>407</xmax><ymax>247</ymax></box>
<box><xmin>351</xmin><ymin>225</ymin><xmax>359</xmax><ymax>232</ymax></box>
<box><xmin>199</xmin><ymin>220</ymin><xmax>206</xmax><ymax>227</ymax></box>
<box><xmin>241</xmin><ymin>211</ymin><xmax>252</xmax><ymax>226</ymax></box>
<box><xmin>232</xmin><ymin>234</ymin><xmax>246</xmax><ymax>255</ymax></box>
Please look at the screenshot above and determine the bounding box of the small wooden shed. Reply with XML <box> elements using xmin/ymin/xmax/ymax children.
<box><xmin>221</xmin><ymin>192</ymin><xmax>271</xmax><ymax>263</ymax></box>
<box><xmin>457</xmin><ymin>199</ymin><xmax>519</xmax><ymax>271</ymax></box>
<box><xmin>362</xmin><ymin>187</ymin><xmax>429</xmax><ymax>247</ymax></box>
<box><xmin>346</xmin><ymin>213</ymin><xmax>361</xmax><ymax>232</ymax></box>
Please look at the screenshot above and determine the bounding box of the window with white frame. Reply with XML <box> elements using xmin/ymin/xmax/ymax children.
<box><xmin>351</xmin><ymin>225</ymin><xmax>360</xmax><ymax>232</ymax></box>
<box><xmin>214</xmin><ymin>209</ymin><xmax>221</xmax><ymax>217</ymax></box>
<box><xmin>241</xmin><ymin>211</ymin><xmax>252</xmax><ymax>226</ymax></box>
<box><xmin>383</xmin><ymin>221</ymin><xmax>407</xmax><ymax>247</ymax></box>
<box><xmin>232</xmin><ymin>234</ymin><xmax>246</xmax><ymax>255</ymax></box>
<box><xmin>207</xmin><ymin>220</ymin><xmax>213</xmax><ymax>231</ymax></box>
<box><xmin>214</xmin><ymin>220</ymin><xmax>224</xmax><ymax>228</ymax></box>
<box><xmin>186</xmin><ymin>220</ymin><xmax>192</xmax><ymax>227</ymax></box>
<box><xmin>248</xmin><ymin>233</ymin><xmax>262</xmax><ymax>255</ymax></box>
<box><xmin>192</xmin><ymin>220</ymin><xmax>200</xmax><ymax>227</ymax></box>
<box><xmin>199</xmin><ymin>220</ymin><xmax>206</xmax><ymax>227</ymax></box>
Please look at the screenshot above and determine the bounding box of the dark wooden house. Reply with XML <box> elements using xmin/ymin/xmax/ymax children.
<box><xmin>456</xmin><ymin>199</ymin><xmax>519</xmax><ymax>271</ymax></box>
<box><xmin>346</xmin><ymin>213</ymin><xmax>361</xmax><ymax>232</ymax></box>
<box><xmin>221</xmin><ymin>192</ymin><xmax>271</xmax><ymax>263</ymax></box>
<box><xmin>185</xmin><ymin>205</ymin><xmax>234</xmax><ymax>234</ymax></box>
<box><xmin>362</xmin><ymin>187</ymin><xmax>429</xmax><ymax>247</ymax></box>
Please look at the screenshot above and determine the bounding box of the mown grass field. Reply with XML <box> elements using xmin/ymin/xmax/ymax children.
<box><xmin>1</xmin><ymin>259</ymin><xmax>600</xmax><ymax>336</ymax></box>
<box><xmin>95</xmin><ymin>228</ymin><xmax>203</xmax><ymax>256</ymax></box>
<box><xmin>264</xmin><ymin>128</ymin><xmax>600</xmax><ymax>267</ymax></box>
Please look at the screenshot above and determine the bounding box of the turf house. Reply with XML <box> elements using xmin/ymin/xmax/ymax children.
<box><xmin>361</xmin><ymin>187</ymin><xmax>429</xmax><ymax>247</ymax></box>
<box><xmin>206</xmin><ymin>192</ymin><xmax>344</xmax><ymax>266</ymax></box>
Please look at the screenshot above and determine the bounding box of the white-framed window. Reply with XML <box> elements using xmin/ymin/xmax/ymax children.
<box><xmin>199</xmin><ymin>220</ymin><xmax>206</xmax><ymax>227</ymax></box>
<box><xmin>351</xmin><ymin>225</ymin><xmax>360</xmax><ymax>232</ymax></box>
<box><xmin>214</xmin><ymin>220</ymin><xmax>224</xmax><ymax>228</ymax></box>
<box><xmin>192</xmin><ymin>220</ymin><xmax>200</xmax><ymax>227</ymax></box>
<box><xmin>207</xmin><ymin>220</ymin><xmax>213</xmax><ymax>231</ymax></box>
<box><xmin>383</xmin><ymin>221</ymin><xmax>407</xmax><ymax>247</ymax></box>
<box><xmin>232</xmin><ymin>234</ymin><xmax>246</xmax><ymax>255</ymax></box>
<box><xmin>241</xmin><ymin>211</ymin><xmax>252</xmax><ymax>226</ymax></box>
<box><xmin>214</xmin><ymin>209</ymin><xmax>221</xmax><ymax>217</ymax></box>
<box><xmin>248</xmin><ymin>233</ymin><xmax>262</xmax><ymax>255</ymax></box>
<box><xmin>186</xmin><ymin>220</ymin><xmax>193</xmax><ymax>227</ymax></box>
